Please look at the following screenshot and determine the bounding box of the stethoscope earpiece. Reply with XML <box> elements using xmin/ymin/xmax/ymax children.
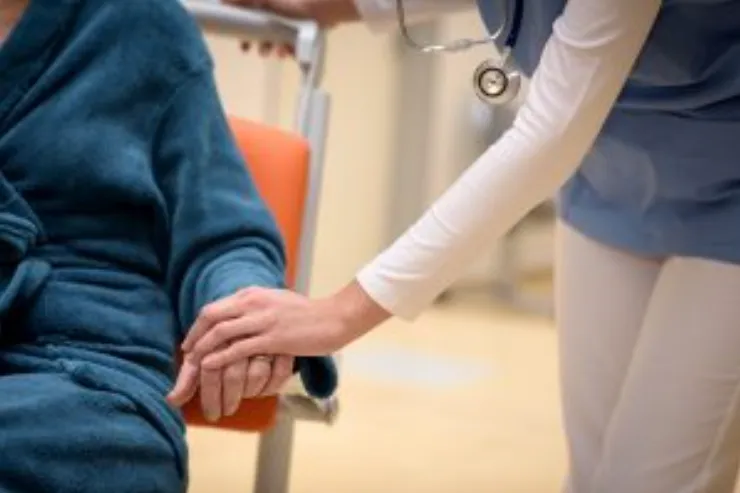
<box><xmin>473</xmin><ymin>59</ymin><xmax>521</xmax><ymax>106</ymax></box>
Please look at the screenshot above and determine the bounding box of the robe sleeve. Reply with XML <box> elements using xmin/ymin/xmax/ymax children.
<box><xmin>153</xmin><ymin>67</ymin><xmax>287</xmax><ymax>332</ymax></box>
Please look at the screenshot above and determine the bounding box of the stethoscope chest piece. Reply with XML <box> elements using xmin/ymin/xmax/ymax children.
<box><xmin>473</xmin><ymin>58</ymin><xmax>521</xmax><ymax>106</ymax></box>
<box><xmin>395</xmin><ymin>0</ymin><xmax>523</xmax><ymax>106</ymax></box>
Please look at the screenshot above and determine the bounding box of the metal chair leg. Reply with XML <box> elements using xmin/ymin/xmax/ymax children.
<box><xmin>253</xmin><ymin>413</ymin><xmax>295</xmax><ymax>493</ymax></box>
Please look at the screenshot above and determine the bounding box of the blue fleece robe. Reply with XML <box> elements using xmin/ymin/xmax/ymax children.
<box><xmin>0</xmin><ymin>0</ymin><xmax>336</xmax><ymax>491</ymax></box>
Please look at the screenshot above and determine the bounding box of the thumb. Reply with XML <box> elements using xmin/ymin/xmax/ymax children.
<box><xmin>167</xmin><ymin>358</ymin><xmax>199</xmax><ymax>406</ymax></box>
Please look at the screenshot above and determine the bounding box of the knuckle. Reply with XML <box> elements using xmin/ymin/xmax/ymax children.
<box><xmin>276</xmin><ymin>364</ymin><xmax>292</xmax><ymax>380</ymax></box>
<box><xmin>263</xmin><ymin>308</ymin><xmax>278</xmax><ymax>325</ymax></box>
<box><xmin>213</xmin><ymin>321</ymin><xmax>237</xmax><ymax>341</ymax></box>
<box><xmin>211</xmin><ymin>323</ymin><xmax>227</xmax><ymax>339</ymax></box>
<box><xmin>237</xmin><ymin>291</ymin><xmax>263</xmax><ymax>311</ymax></box>
<box><xmin>218</xmin><ymin>347</ymin><xmax>239</xmax><ymax>366</ymax></box>
<box><xmin>224</xmin><ymin>364</ymin><xmax>245</xmax><ymax>383</ymax></box>
<box><xmin>198</xmin><ymin>305</ymin><xmax>217</xmax><ymax>325</ymax></box>
<box><xmin>252</xmin><ymin>288</ymin><xmax>274</xmax><ymax>304</ymax></box>
<box><xmin>248</xmin><ymin>364</ymin><xmax>270</xmax><ymax>381</ymax></box>
<box><xmin>275</xmin><ymin>358</ymin><xmax>293</xmax><ymax>377</ymax></box>
<box><xmin>225</xmin><ymin>340</ymin><xmax>245</xmax><ymax>357</ymax></box>
<box><xmin>183</xmin><ymin>352</ymin><xmax>201</xmax><ymax>366</ymax></box>
<box><xmin>237</xmin><ymin>286</ymin><xmax>256</xmax><ymax>296</ymax></box>
<box><xmin>188</xmin><ymin>349</ymin><xmax>205</xmax><ymax>362</ymax></box>
<box><xmin>235</xmin><ymin>296</ymin><xmax>251</xmax><ymax>311</ymax></box>
<box><xmin>232</xmin><ymin>339</ymin><xmax>254</xmax><ymax>355</ymax></box>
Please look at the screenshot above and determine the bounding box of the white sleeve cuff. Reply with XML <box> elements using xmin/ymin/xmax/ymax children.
<box><xmin>356</xmin><ymin>264</ymin><xmax>425</xmax><ymax>321</ymax></box>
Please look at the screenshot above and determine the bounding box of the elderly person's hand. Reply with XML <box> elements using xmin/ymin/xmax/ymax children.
<box><xmin>167</xmin><ymin>352</ymin><xmax>294</xmax><ymax>421</ymax></box>
<box><xmin>178</xmin><ymin>282</ymin><xmax>390</xmax><ymax>371</ymax></box>
<box><xmin>167</xmin><ymin>290</ymin><xmax>299</xmax><ymax>421</ymax></box>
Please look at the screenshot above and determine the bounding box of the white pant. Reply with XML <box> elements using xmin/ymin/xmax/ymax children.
<box><xmin>555</xmin><ymin>222</ymin><xmax>740</xmax><ymax>493</ymax></box>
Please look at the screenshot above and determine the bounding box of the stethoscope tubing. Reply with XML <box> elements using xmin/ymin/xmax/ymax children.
<box><xmin>395</xmin><ymin>0</ymin><xmax>522</xmax><ymax>53</ymax></box>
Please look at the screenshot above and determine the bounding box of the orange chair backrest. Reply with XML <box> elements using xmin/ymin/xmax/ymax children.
<box><xmin>181</xmin><ymin>116</ymin><xmax>311</xmax><ymax>432</ymax></box>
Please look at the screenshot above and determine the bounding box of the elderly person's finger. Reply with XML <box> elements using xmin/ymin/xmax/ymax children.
<box><xmin>222</xmin><ymin>359</ymin><xmax>248</xmax><ymax>416</ymax></box>
<box><xmin>243</xmin><ymin>355</ymin><xmax>273</xmax><ymax>398</ymax></box>
<box><xmin>200</xmin><ymin>366</ymin><xmax>224</xmax><ymax>422</ymax></box>
<box><xmin>166</xmin><ymin>357</ymin><xmax>199</xmax><ymax>406</ymax></box>
<box><xmin>260</xmin><ymin>355</ymin><xmax>295</xmax><ymax>396</ymax></box>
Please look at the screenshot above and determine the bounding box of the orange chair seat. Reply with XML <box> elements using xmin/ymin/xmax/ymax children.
<box><xmin>181</xmin><ymin>117</ymin><xmax>311</xmax><ymax>432</ymax></box>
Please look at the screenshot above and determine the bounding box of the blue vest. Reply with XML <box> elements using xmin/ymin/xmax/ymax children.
<box><xmin>477</xmin><ymin>0</ymin><xmax>740</xmax><ymax>262</ymax></box>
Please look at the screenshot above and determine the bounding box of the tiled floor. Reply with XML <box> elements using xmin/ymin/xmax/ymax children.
<box><xmin>187</xmin><ymin>294</ymin><xmax>568</xmax><ymax>492</ymax></box>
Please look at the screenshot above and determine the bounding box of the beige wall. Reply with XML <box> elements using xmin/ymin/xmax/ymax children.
<box><xmin>203</xmin><ymin>12</ymin><xmax>552</xmax><ymax>299</ymax></box>
<box><xmin>419</xmin><ymin>12</ymin><xmax>553</xmax><ymax>284</ymax></box>
<box><xmin>205</xmin><ymin>25</ymin><xmax>400</xmax><ymax>297</ymax></box>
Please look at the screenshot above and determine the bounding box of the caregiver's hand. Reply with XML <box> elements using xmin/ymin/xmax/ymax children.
<box><xmin>181</xmin><ymin>282</ymin><xmax>390</xmax><ymax>371</ymax></box>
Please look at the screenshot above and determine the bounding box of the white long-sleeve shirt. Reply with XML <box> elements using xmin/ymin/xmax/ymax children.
<box><xmin>352</xmin><ymin>0</ymin><xmax>661</xmax><ymax>320</ymax></box>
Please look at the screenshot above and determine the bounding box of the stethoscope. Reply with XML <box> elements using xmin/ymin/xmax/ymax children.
<box><xmin>394</xmin><ymin>0</ymin><xmax>523</xmax><ymax>106</ymax></box>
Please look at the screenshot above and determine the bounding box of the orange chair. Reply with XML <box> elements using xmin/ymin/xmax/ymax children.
<box><xmin>183</xmin><ymin>116</ymin><xmax>335</xmax><ymax>492</ymax></box>
<box><xmin>182</xmin><ymin>117</ymin><xmax>309</xmax><ymax>431</ymax></box>
<box><xmin>182</xmin><ymin>6</ymin><xmax>335</xmax><ymax>491</ymax></box>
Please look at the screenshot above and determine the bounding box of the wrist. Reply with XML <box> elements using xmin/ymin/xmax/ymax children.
<box><xmin>323</xmin><ymin>279</ymin><xmax>391</xmax><ymax>344</ymax></box>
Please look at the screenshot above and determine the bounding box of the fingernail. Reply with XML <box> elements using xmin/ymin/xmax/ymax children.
<box><xmin>205</xmin><ymin>411</ymin><xmax>219</xmax><ymax>423</ymax></box>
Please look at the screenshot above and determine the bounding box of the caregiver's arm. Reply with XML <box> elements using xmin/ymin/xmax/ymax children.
<box><xmin>182</xmin><ymin>0</ymin><xmax>662</xmax><ymax>368</ymax></box>
<box><xmin>349</xmin><ymin>0</ymin><xmax>661</xmax><ymax>323</ymax></box>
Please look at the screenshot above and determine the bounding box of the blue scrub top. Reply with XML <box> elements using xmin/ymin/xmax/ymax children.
<box><xmin>477</xmin><ymin>0</ymin><xmax>740</xmax><ymax>264</ymax></box>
